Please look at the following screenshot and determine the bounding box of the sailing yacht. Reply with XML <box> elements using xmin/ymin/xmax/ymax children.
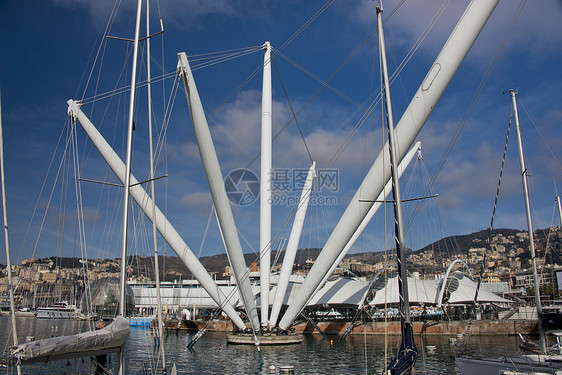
<box><xmin>456</xmin><ymin>92</ymin><xmax>562</xmax><ymax>374</ymax></box>
<box><xmin>5</xmin><ymin>0</ymin><xmax>151</xmax><ymax>370</ymax></box>
<box><xmin>376</xmin><ymin>3</ymin><xmax>417</xmax><ymax>373</ymax></box>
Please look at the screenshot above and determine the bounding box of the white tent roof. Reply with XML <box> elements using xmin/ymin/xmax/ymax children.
<box><xmin>439</xmin><ymin>272</ymin><xmax>511</xmax><ymax>305</ymax></box>
<box><xmin>289</xmin><ymin>274</ymin><xmax>511</xmax><ymax>308</ymax></box>
<box><xmin>369</xmin><ymin>276</ymin><xmax>438</xmax><ymax>306</ymax></box>
<box><xmin>308</xmin><ymin>278</ymin><xmax>371</xmax><ymax>306</ymax></box>
<box><xmin>257</xmin><ymin>273</ymin><xmax>511</xmax><ymax>309</ymax></box>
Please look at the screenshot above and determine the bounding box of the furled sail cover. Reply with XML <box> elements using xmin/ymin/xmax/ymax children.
<box><xmin>12</xmin><ymin>316</ymin><xmax>129</xmax><ymax>364</ymax></box>
<box><xmin>387</xmin><ymin>322</ymin><xmax>418</xmax><ymax>375</ymax></box>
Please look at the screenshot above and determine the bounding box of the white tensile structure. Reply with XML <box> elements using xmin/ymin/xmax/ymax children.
<box><xmin>177</xmin><ymin>52</ymin><xmax>261</xmax><ymax>332</ymax></box>
<box><xmin>67</xmin><ymin>100</ymin><xmax>248</xmax><ymax>331</ymax></box>
<box><xmin>278</xmin><ymin>0</ymin><xmax>500</xmax><ymax>331</ymax></box>
<box><xmin>268</xmin><ymin>161</ymin><xmax>316</xmax><ymax>328</ymax></box>
<box><xmin>130</xmin><ymin>273</ymin><xmax>510</xmax><ymax>313</ymax></box>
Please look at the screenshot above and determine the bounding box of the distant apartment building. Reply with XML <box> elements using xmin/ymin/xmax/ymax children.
<box><xmin>40</xmin><ymin>271</ymin><xmax>57</xmax><ymax>283</ymax></box>
<box><xmin>515</xmin><ymin>265</ymin><xmax>562</xmax><ymax>293</ymax></box>
<box><xmin>350</xmin><ymin>262</ymin><xmax>374</xmax><ymax>274</ymax></box>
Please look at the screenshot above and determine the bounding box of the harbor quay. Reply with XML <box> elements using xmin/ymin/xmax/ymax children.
<box><xmin>157</xmin><ymin>316</ymin><xmax>539</xmax><ymax>336</ymax></box>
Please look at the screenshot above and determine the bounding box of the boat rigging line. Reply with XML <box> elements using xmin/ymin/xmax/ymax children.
<box><xmin>460</xmin><ymin>104</ymin><xmax>512</xmax><ymax>348</ymax></box>
<box><xmin>517</xmin><ymin>98</ymin><xmax>562</xmax><ymax>172</ymax></box>
<box><xmin>404</xmin><ymin>0</ymin><xmax>528</xmax><ymax>233</ymax></box>
<box><xmin>71</xmin><ymin>118</ymin><xmax>95</xmax><ymax>328</ymax></box>
<box><xmin>0</xmin><ymin>86</ymin><xmax>23</xmax><ymax>375</ymax></box>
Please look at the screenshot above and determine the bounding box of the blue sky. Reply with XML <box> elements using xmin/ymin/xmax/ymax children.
<box><xmin>1</xmin><ymin>0</ymin><xmax>561</xmax><ymax>266</ymax></box>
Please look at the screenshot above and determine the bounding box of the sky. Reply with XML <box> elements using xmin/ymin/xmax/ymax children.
<box><xmin>0</xmin><ymin>0</ymin><xmax>561</xmax><ymax>266</ymax></box>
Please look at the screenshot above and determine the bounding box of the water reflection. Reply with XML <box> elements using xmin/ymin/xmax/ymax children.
<box><xmin>1</xmin><ymin>316</ymin><xmax>523</xmax><ymax>374</ymax></box>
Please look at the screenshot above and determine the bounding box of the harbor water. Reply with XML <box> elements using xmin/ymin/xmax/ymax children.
<box><xmin>1</xmin><ymin>316</ymin><xmax>525</xmax><ymax>374</ymax></box>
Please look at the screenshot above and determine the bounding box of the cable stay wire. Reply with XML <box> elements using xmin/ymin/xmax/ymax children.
<box><xmin>277</xmin><ymin>0</ymin><xmax>336</xmax><ymax>52</ymax></box>
<box><xmin>274</xmin><ymin>51</ymin><xmax>363</xmax><ymax>108</ymax></box>
<box><xmin>517</xmin><ymin>98</ymin><xmax>562</xmax><ymax>173</ymax></box>
<box><xmin>266</xmin><ymin>0</ymin><xmax>445</xmax><ymax>172</ymax></box>
<box><xmin>162</xmin><ymin>0</ymin><xmax>410</xmax><ymax>173</ymax></box>
<box><xmin>213</xmin><ymin>0</ymin><xmax>451</xmax><ymax>306</ymax></box>
<box><xmin>404</xmin><ymin>0</ymin><xmax>527</xmax><ymax>232</ymax></box>
<box><xmin>188</xmin><ymin>45</ymin><xmax>265</xmax><ymax>60</ymax></box>
<box><xmin>272</xmin><ymin>60</ymin><xmax>314</xmax><ymax>164</ymax></box>
<box><xmin>189</xmin><ymin>45</ymin><xmax>264</xmax><ymax>69</ymax></box>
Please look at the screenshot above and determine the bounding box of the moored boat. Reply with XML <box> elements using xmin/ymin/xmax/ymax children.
<box><xmin>35</xmin><ymin>301</ymin><xmax>80</xmax><ymax>319</ymax></box>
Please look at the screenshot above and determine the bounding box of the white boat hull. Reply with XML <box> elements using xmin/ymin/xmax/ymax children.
<box><xmin>457</xmin><ymin>355</ymin><xmax>562</xmax><ymax>375</ymax></box>
<box><xmin>35</xmin><ymin>303</ymin><xmax>79</xmax><ymax>319</ymax></box>
<box><xmin>35</xmin><ymin>309</ymin><xmax>78</xmax><ymax>319</ymax></box>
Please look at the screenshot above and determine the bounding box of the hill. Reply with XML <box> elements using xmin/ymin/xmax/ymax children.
<box><xmin>18</xmin><ymin>227</ymin><xmax>560</xmax><ymax>281</ymax></box>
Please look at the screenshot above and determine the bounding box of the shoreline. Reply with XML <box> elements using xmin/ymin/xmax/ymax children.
<box><xmin>160</xmin><ymin>318</ymin><xmax>538</xmax><ymax>336</ymax></box>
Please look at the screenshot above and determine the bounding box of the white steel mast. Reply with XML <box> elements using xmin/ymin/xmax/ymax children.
<box><xmin>278</xmin><ymin>0</ymin><xmax>499</xmax><ymax>331</ymax></box>
<box><xmin>269</xmin><ymin>161</ymin><xmax>316</xmax><ymax>328</ymax></box>
<box><xmin>118</xmin><ymin>1</ymin><xmax>142</xmax><ymax>372</ymax></box>
<box><xmin>119</xmin><ymin>0</ymin><xmax>142</xmax><ymax>319</ymax></box>
<box><xmin>67</xmin><ymin>100</ymin><xmax>248</xmax><ymax>331</ymax></box>
<box><xmin>0</xmin><ymin>88</ymin><xmax>22</xmax><ymax>375</ymax></box>
<box><xmin>510</xmin><ymin>89</ymin><xmax>546</xmax><ymax>354</ymax></box>
<box><xmin>260</xmin><ymin>41</ymin><xmax>273</xmax><ymax>328</ymax></box>
<box><xmin>177</xmin><ymin>52</ymin><xmax>260</xmax><ymax>332</ymax></box>
<box><xmin>145</xmin><ymin>1</ymin><xmax>166</xmax><ymax>369</ymax></box>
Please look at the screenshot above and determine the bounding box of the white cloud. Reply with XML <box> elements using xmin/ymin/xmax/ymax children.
<box><xmin>349</xmin><ymin>0</ymin><xmax>562</xmax><ymax>63</ymax></box>
<box><xmin>180</xmin><ymin>191</ymin><xmax>212</xmax><ymax>217</ymax></box>
<box><xmin>180</xmin><ymin>86</ymin><xmax>383</xmax><ymax>178</ymax></box>
<box><xmin>47</xmin><ymin>206</ymin><xmax>101</xmax><ymax>226</ymax></box>
<box><xmin>428</xmin><ymin>140</ymin><xmax>521</xmax><ymax>210</ymax></box>
<box><xmin>51</xmin><ymin>0</ymin><xmax>266</xmax><ymax>29</ymax></box>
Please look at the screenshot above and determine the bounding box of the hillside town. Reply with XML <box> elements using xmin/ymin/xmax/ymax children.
<box><xmin>1</xmin><ymin>227</ymin><xmax>561</xmax><ymax>309</ymax></box>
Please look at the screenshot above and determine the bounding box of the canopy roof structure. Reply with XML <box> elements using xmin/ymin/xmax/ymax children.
<box><xmin>437</xmin><ymin>271</ymin><xmax>511</xmax><ymax>305</ymax></box>
<box><xmin>136</xmin><ymin>273</ymin><xmax>511</xmax><ymax>312</ymax></box>
<box><xmin>368</xmin><ymin>276</ymin><xmax>438</xmax><ymax>306</ymax></box>
<box><xmin>277</xmin><ymin>274</ymin><xmax>512</xmax><ymax>308</ymax></box>
<box><xmin>308</xmin><ymin>278</ymin><xmax>372</xmax><ymax>306</ymax></box>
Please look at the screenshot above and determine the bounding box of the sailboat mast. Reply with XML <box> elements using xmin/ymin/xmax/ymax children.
<box><xmin>377</xmin><ymin>3</ymin><xmax>411</xmax><ymax>327</ymax></box>
<box><xmin>260</xmin><ymin>41</ymin><xmax>272</xmax><ymax>328</ymax></box>
<box><xmin>556</xmin><ymin>195</ymin><xmax>562</xmax><ymax>228</ymax></box>
<box><xmin>117</xmin><ymin>1</ymin><xmax>143</xmax><ymax>373</ymax></box>
<box><xmin>146</xmin><ymin>0</ymin><xmax>166</xmax><ymax>369</ymax></box>
<box><xmin>319</xmin><ymin>142</ymin><xmax>421</xmax><ymax>292</ymax></box>
<box><xmin>119</xmin><ymin>0</ymin><xmax>143</xmax><ymax>320</ymax></box>
<box><xmin>0</xmin><ymin>88</ymin><xmax>22</xmax><ymax>375</ymax></box>
<box><xmin>510</xmin><ymin>89</ymin><xmax>546</xmax><ymax>354</ymax></box>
